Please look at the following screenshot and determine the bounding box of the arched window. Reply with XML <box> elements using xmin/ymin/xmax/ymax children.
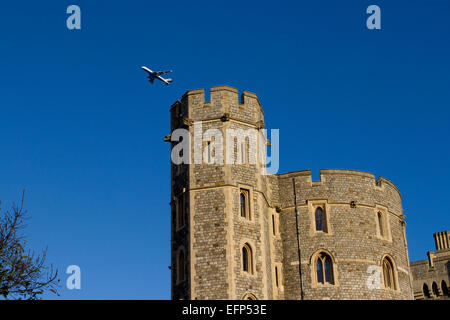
<box><xmin>382</xmin><ymin>257</ymin><xmax>396</xmax><ymax>290</ymax></box>
<box><xmin>316</xmin><ymin>252</ymin><xmax>334</xmax><ymax>285</ymax></box>
<box><xmin>441</xmin><ymin>281</ymin><xmax>449</xmax><ymax>296</ymax></box>
<box><xmin>432</xmin><ymin>282</ymin><xmax>440</xmax><ymax>297</ymax></box>
<box><xmin>242</xmin><ymin>293</ymin><xmax>257</xmax><ymax>300</ymax></box>
<box><xmin>240</xmin><ymin>189</ymin><xmax>250</xmax><ymax>220</ymax></box>
<box><xmin>315</xmin><ymin>207</ymin><xmax>325</xmax><ymax>232</ymax></box>
<box><xmin>240</xmin><ymin>193</ymin><xmax>246</xmax><ymax>218</ymax></box>
<box><xmin>177</xmin><ymin>250</ymin><xmax>185</xmax><ymax>283</ymax></box>
<box><xmin>423</xmin><ymin>283</ymin><xmax>431</xmax><ymax>298</ymax></box>
<box><xmin>377</xmin><ymin>212</ymin><xmax>384</xmax><ymax>237</ymax></box>
<box><xmin>242</xmin><ymin>244</ymin><xmax>253</xmax><ymax>274</ymax></box>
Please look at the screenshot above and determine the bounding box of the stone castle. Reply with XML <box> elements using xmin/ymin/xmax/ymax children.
<box><xmin>168</xmin><ymin>85</ymin><xmax>415</xmax><ymax>300</ymax></box>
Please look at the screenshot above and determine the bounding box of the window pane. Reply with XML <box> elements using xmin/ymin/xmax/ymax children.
<box><xmin>324</xmin><ymin>256</ymin><xmax>333</xmax><ymax>284</ymax></box>
<box><xmin>240</xmin><ymin>193</ymin><xmax>246</xmax><ymax>217</ymax></box>
<box><xmin>378</xmin><ymin>212</ymin><xmax>384</xmax><ymax>236</ymax></box>
<box><xmin>385</xmin><ymin>262</ymin><xmax>391</xmax><ymax>288</ymax></box>
<box><xmin>315</xmin><ymin>207</ymin><xmax>324</xmax><ymax>231</ymax></box>
<box><xmin>383</xmin><ymin>259</ymin><xmax>395</xmax><ymax>289</ymax></box>
<box><xmin>316</xmin><ymin>259</ymin><xmax>324</xmax><ymax>284</ymax></box>
<box><xmin>275</xmin><ymin>266</ymin><xmax>279</xmax><ymax>287</ymax></box>
<box><xmin>242</xmin><ymin>247</ymin><xmax>248</xmax><ymax>272</ymax></box>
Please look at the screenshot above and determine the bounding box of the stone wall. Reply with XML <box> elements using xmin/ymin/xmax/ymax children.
<box><xmin>276</xmin><ymin>169</ymin><xmax>413</xmax><ymax>299</ymax></box>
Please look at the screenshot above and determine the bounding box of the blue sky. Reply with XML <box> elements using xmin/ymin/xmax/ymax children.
<box><xmin>0</xmin><ymin>1</ymin><xmax>449</xmax><ymax>299</ymax></box>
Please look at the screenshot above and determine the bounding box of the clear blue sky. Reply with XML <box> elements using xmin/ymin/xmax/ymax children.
<box><xmin>0</xmin><ymin>1</ymin><xmax>449</xmax><ymax>299</ymax></box>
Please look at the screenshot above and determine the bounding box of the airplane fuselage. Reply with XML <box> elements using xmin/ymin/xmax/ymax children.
<box><xmin>141</xmin><ymin>66</ymin><xmax>173</xmax><ymax>85</ymax></box>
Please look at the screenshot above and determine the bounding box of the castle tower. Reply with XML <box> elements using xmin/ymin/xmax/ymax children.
<box><xmin>277</xmin><ymin>170</ymin><xmax>414</xmax><ymax>299</ymax></box>
<box><xmin>169</xmin><ymin>85</ymin><xmax>414</xmax><ymax>300</ymax></box>
<box><xmin>169</xmin><ymin>86</ymin><xmax>281</xmax><ymax>299</ymax></box>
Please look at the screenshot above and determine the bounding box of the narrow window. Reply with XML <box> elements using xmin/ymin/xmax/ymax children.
<box><xmin>316</xmin><ymin>252</ymin><xmax>334</xmax><ymax>285</ymax></box>
<box><xmin>240</xmin><ymin>189</ymin><xmax>250</xmax><ymax>220</ymax></box>
<box><xmin>207</xmin><ymin>141</ymin><xmax>211</xmax><ymax>163</ymax></box>
<box><xmin>423</xmin><ymin>283</ymin><xmax>431</xmax><ymax>298</ymax></box>
<box><xmin>242</xmin><ymin>244</ymin><xmax>253</xmax><ymax>274</ymax></box>
<box><xmin>378</xmin><ymin>212</ymin><xmax>384</xmax><ymax>237</ymax></box>
<box><xmin>177</xmin><ymin>250</ymin><xmax>185</xmax><ymax>283</ymax></box>
<box><xmin>241</xmin><ymin>141</ymin><xmax>245</xmax><ymax>164</ymax></box>
<box><xmin>324</xmin><ymin>256</ymin><xmax>334</xmax><ymax>284</ymax></box>
<box><xmin>432</xmin><ymin>282</ymin><xmax>440</xmax><ymax>297</ymax></box>
<box><xmin>272</xmin><ymin>214</ymin><xmax>276</xmax><ymax>235</ymax></box>
<box><xmin>316</xmin><ymin>259</ymin><xmax>324</xmax><ymax>284</ymax></box>
<box><xmin>240</xmin><ymin>193</ymin><xmax>246</xmax><ymax>218</ymax></box>
<box><xmin>315</xmin><ymin>207</ymin><xmax>325</xmax><ymax>232</ymax></box>
<box><xmin>242</xmin><ymin>247</ymin><xmax>248</xmax><ymax>272</ymax></box>
<box><xmin>176</xmin><ymin>195</ymin><xmax>185</xmax><ymax>229</ymax></box>
<box><xmin>275</xmin><ymin>266</ymin><xmax>279</xmax><ymax>287</ymax></box>
<box><xmin>382</xmin><ymin>257</ymin><xmax>396</xmax><ymax>290</ymax></box>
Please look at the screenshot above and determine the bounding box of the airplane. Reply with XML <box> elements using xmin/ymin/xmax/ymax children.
<box><xmin>141</xmin><ymin>66</ymin><xmax>173</xmax><ymax>85</ymax></box>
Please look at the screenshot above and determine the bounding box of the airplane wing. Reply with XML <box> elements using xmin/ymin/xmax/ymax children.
<box><xmin>141</xmin><ymin>66</ymin><xmax>152</xmax><ymax>74</ymax></box>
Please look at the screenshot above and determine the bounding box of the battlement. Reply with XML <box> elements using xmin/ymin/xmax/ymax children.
<box><xmin>172</xmin><ymin>86</ymin><xmax>264</xmax><ymax>125</ymax></box>
<box><xmin>276</xmin><ymin>168</ymin><xmax>403</xmax><ymax>215</ymax></box>
<box><xmin>278</xmin><ymin>168</ymin><xmax>401</xmax><ymax>197</ymax></box>
<box><xmin>182</xmin><ymin>85</ymin><xmax>262</xmax><ymax>107</ymax></box>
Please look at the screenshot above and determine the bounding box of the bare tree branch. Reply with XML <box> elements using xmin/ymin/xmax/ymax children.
<box><xmin>0</xmin><ymin>190</ymin><xmax>60</xmax><ymax>299</ymax></box>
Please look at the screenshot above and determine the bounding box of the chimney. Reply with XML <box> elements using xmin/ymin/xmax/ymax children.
<box><xmin>433</xmin><ymin>231</ymin><xmax>450</xmax><ymax>251</ymax></box>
